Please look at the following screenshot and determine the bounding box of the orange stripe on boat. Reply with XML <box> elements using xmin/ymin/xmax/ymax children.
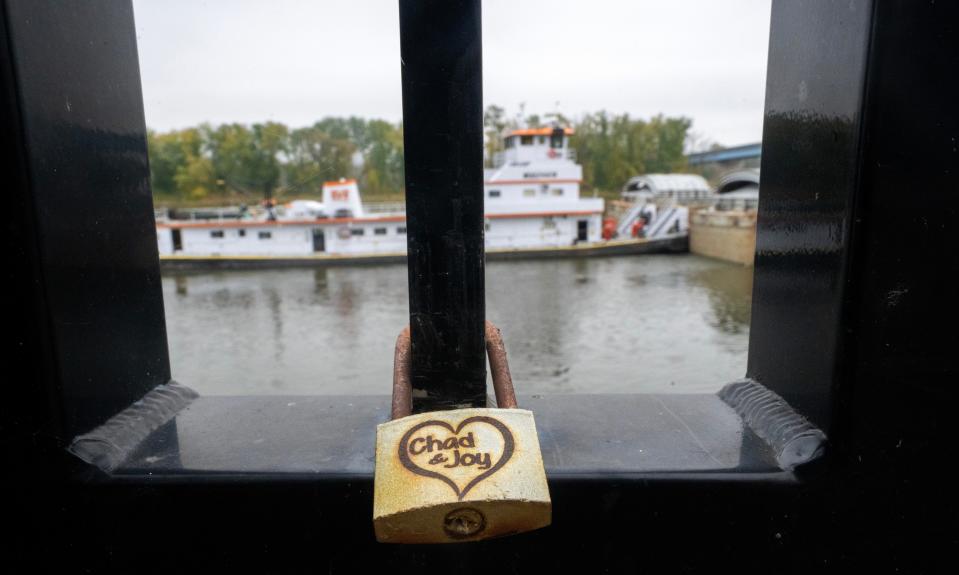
<box><xmin>508</xmin><ymin>127</ymin><xmax>574</xmax><ymax>137</ymax></box>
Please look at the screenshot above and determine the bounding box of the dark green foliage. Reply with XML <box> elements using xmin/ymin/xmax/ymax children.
<box><xmin>147</xmin><ymin>108</ymin><xmax>692</xmax><ymax>205</ymax></box>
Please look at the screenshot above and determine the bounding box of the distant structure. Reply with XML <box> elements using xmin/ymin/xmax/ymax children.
<box><xmin>687</xmin><ymin>143</ymin><xmax>761</xmax><ymax>185</ymax></box>
<box><xmin>688</xmin><ymin>167</ymin><xmax>760</xmax><ymax>267</ymax></box>
<box><xmin>715</xmin><ymin>168</ymin><xmax>760</xmax><ymax>211</ymax></box>
<box><xmin>621</xmin><ymin>173</ymin><xmax>713</xmax><ymax>203</ymax></box>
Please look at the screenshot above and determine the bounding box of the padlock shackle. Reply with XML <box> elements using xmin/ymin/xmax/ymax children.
<box><xmin>391</xmin><ymin>321</ymin><xmax>517</xmax><ymax>420</ymax></box>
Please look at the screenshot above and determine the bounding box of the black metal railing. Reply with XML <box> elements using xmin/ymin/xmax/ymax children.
<box><xmin>3</xmin><ymin>0</ymin><xmax>957</xmax><ymax>571</ymax></box>
<box><xmin>400</xmin><ymin>0</ymin><xmax>487</xmax><ymax>413</ymax></box>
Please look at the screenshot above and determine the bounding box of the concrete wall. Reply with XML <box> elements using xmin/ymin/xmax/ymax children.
<box><xmin>689</xmin><ymin>209</ymin><xmax>757</xmax><ymax>266</ymax></box>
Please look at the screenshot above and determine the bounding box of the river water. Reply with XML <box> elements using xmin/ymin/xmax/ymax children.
<box><xmin>162</xmin><ymin>254</ymin><xmax>752</xmax><ymax>395</ymax></box>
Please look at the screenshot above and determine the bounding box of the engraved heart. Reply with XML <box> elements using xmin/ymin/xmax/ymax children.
<box><xmin>398</xmin><ymin>416</ymin><xmax>515</xmax><ymax>500</ymax></box>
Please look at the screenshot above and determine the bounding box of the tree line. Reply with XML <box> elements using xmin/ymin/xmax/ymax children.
<box><xmin>148</xmin><ymin>117</ymin><xmax>404</xmax><ymax>204</ymax></box>
<box><xmin>148</xmin><ymin>107</ymin><xmax>693</xmax><ymax>205</ymax></box>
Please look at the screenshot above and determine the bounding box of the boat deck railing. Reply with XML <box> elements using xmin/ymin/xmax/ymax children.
<box><xmin>155</xmin><ymin>203</ymin><xmax>408</xmax><ymax>222</ymax></box>
<box><xmin>362</xmin><ymin>201</ymin><xmax>406</xmax><ymax>215</ymax></box>
<box><xmin>156</xmin><ymin>206</ymin><xmax>255</xmax><ymax>222</ymax></box>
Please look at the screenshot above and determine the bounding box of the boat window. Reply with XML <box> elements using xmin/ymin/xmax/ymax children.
<box><xmin>238</xmin><ymin>229</ymin><xmax>246</xmax><ymax>237</ymax></box>
<box><xmin>488</xmin><ymin>189</ymin><xmax>501</xmax><ymax>198</ymax></box>
<box><xmin>523</xmin><ymin>188</ymin><xmax>536</xmax><ymax>197</ymax></box>
<box><xmin>210</xmin><ymin>230</ymin><xmax>224</xmax><ymax>238</ymax></box>
<box><xmin>350</xmin><ymin>228</ymin><xmax>365</xmax><ymax>236</ymax></box>
<box><xmin>374</xmin><ymin>227</ymin><xmax>387</xmax><ymax>235</ymax></box>
<box><xmin>396</xmin><ymin>227</ymin><xmax>406</xmax><ymax>234</ymax></box>
<box><xmin>258</xmin><ymin>231</ymin><xmax>271</xmax><ymax>239</ymax></box>
<box><xmin>537</xmin><ymin>136</ymin><xmax>545</xmax><ymax>145</ymax></box>
<box><xmin>551</xmin><ymin>188</ymin><xmax>563</xmax><ymax>196</ymax></box>
<box><xmin>520</xmin><ymin>135</ymin><xmax>533</xmax><ymax>146</ymax></box>
<box><xmin>550</xmin><ymin>130</ymin><xmax>564</xmax><ymax>148</ymax></box>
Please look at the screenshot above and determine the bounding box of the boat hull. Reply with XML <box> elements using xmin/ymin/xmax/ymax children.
<box><xmin>158</xmin><ymin>235</ymin><xmax>689</xmax><ymax>271</ymax></box>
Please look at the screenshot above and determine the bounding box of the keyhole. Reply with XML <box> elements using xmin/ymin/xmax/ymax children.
<box><xmin>443</xmin><ymin>508</ymin><xmax>486</xmax><ymax>539</ymax></box>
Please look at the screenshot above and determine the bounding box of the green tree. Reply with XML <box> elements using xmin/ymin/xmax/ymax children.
<box><xmin>359</xmin><ymin>119</ymin><xmax>404</xmax><ymax>198</ymax></box>
<box><xmin>206</xmin><ymin>122</ymin><xmax>288</xmax><ymax>199</ymax></box>
<box><xmin>483</xmin><ymin>105</ymin><xmax>507</xmax><ymax>168</ymax></box>
<box><xmin>572</xmin><ymin>111</ymin><xmax>692</xmax><ymax>195</ymax></box>
<box><xmin>286</xmin><ymin>124</ymin><xmax>357</xmax><ymax>195</ymax></box>
<box><xmin>147</xmin><ymin>127</ymin><xmax>216</xmax><ymax>201</ymax></box>
<box><xmin>252</xmin><ymin>121</ymin><xmax>290</xmax><ymax>198</ymax></box>
<box><xmin>147</xmin><ymin>129</ymin><xmax>181</xmax><ymax>198</ymax></box>
<box><xmin>174</xmin><ymin>153</ymin><xmax>216</xmax><ymax>201</ymax></box>
<box><xmin>144</xmin><ymin>108</ymin><xmax>694</xmax><ymax>206</ymax></box>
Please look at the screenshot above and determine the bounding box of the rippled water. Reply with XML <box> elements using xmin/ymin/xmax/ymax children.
<box><xmin>162</xmin><ymin>254</ymin><xmax>753</xmax><ymax>395</ymax></box>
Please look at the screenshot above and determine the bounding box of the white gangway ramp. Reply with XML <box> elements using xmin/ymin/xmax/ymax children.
<box><xmin>644</xmin><ymin>206</ymin><xmax>689</xmax><ymax>238</ymax></box>
<box><xmin>615</xmin><ymin>202</ymin><xmax>686</xmax><ymax>239</ymax></box>
<box><xmin>616</xmin><ymin>202</ymin><xmax>649</xmax><ymax>238</ymax></box>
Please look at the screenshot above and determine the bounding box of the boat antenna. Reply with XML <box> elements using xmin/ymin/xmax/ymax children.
<box><xmin>547</xmin><ymin>101</ymin><xmax>563</xmax><ymax>127</ymax></box>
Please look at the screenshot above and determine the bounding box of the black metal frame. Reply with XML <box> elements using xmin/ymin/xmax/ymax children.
<box><xmin>400</xmin><ymin>0</ymin><xmax>487</xmax><ymax>413</ymax></box>
<box><xmin>3</xmin><ymin>0</ymin><xmax>170</xmax><ymax>448</ymax></box>
<box><xmin>4</xmin><ymin>0</ymin><xmax>957</xmax><ymax>571</ymax></box>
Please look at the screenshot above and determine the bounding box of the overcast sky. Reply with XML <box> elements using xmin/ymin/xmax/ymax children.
<box><xmin>133</xmin><ymin>0</ymin><xmax>771</xmax><ymax>147</ymax></box>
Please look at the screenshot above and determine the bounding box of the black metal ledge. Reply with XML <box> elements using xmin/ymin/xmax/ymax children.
<box><xmin>70</xmin><ymin>392</ymin><xmax>798</xmax><ymax>483</ymax></box>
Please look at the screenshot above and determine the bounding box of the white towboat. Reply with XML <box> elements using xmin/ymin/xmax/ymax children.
<box><xmin>155</xmin><ymin>126</ymin><xmax>687</xmax><ymax>268</ymax></box>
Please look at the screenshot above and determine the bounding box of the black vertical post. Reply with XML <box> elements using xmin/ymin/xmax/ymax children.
<box><xmin>399</xmin><ymin>0</ymin><xmax>486</xmax><ymax>412</ymax></box>
<box><xmin>1</xmin><ymin>0</ymin><xmax>171</xmax><ymax>441</ymax></box>
<box><xmin>746</xmin><ymin>0</ymin><xmax>874</xmax><ymax>431</ymax></box>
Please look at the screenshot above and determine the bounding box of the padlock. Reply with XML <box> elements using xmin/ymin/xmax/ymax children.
<box><xmin>373</xmin><ymin>321</ymin><xmax>552</xmax><ymax>543</ymax></box>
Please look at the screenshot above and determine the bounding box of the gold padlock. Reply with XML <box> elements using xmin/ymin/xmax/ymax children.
<box><xmin>373</xmin><ymin>321</ymin><xmax>552</xmax><ymax>543</ymax></box>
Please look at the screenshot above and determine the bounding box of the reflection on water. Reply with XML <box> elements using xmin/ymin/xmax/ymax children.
<box><xmin>694</xmin><ymin>265</ymin><xmax>753</xmax><ymax>331</ymax></box>
<box><xmin>162</xmin><ymin>255</ymin><xmax>753</xmax><ymax>395</ymax></box>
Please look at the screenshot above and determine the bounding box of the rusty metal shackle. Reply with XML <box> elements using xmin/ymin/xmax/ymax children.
<box><xmin>391</xmin><ymin>321</ymin><xmax>518</xmax><ymax>420</ymax></box>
